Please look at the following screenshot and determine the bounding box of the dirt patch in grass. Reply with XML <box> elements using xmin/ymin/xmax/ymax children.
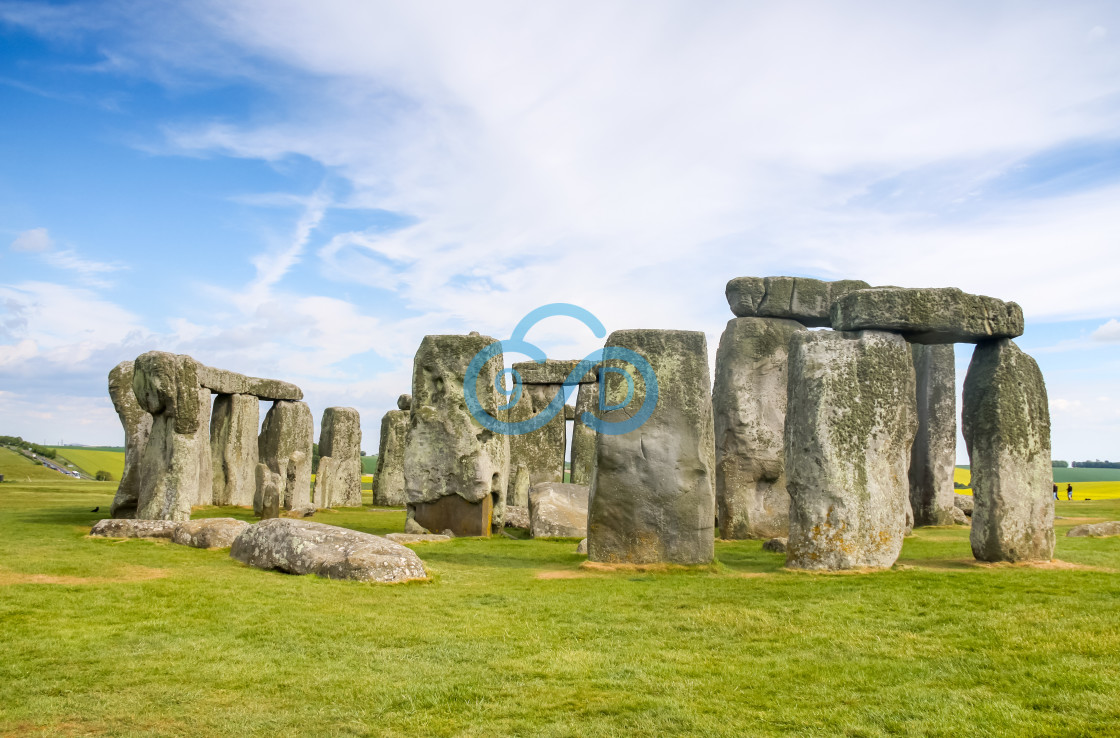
<box><xmin>579</xmin><ymin>561</ymin><xmax>719</xmax><ymax>574</ymax></box>
<box><xmin>0</xmin><ymin>565</ymin><xmax>170</xmax><ymax>586</ymax></box>
<box><xmin>535</xmin><ymin>569</ymin><xmax>598</xmax><ymax>579</ymax></box>
<box><xmin>895</xmin><ymin>558</ymin><xmax>1116</xmax><ymax>573</ymax></box>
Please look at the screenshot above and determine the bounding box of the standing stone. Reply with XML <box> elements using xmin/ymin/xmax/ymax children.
<box><xmin>196</xmin><ymin>388</ymin><xmax>213</xmax><ymax>506</ymax></box>
<box><xmin>210</xmin><ymin>394</ymin><xmax>260</xmax><ymax>507</ymax></box>
<box><xmin>505</xmin><ymin>361</ymin><xmax>571</xmax><ymax>504</ymax></box>
<box><xmin>314</xmin><ymin>407</ymin><xmax>363</xmax><ymax>508</ymax></box>
<box><xmin>132</xmin><ymin>351</ymin><xmax>204</xmax><ymax>522</ymax></box>
<box><xmin>108</xmin><ymin>361</ymin><xmax>153</xmax><ymax>519</ymax></box>
<box><xmin>712</xmin><ymin>316</ymin><xmax>805</xmax><ymax>539</ymax></box>
<box><xmin>962</xmin><ymin>339</ymin><xmax>1054</xmax><ymax>562</ymax></box>
<box><xmin>258</xmin><ymin>400</ymin><xmax>313</xmax><ymax>514</ymax></box>
<box><xmin>403</xmin><ymin>334</ymin><xmax>509</xmax><ymax>536</ymax></box>
<box><xmin>373</xmin><ymin>401</ymin><xmax>409</xmax><ymax>506</ymax></box>
<box><xmin>529</xmin><ymin>482</ymin><xmax>589</xmax><ymax>538</ymax></box>
<box><xmin>587</xmin><ymin>330</ymin><xmax>716</xmax><ymax>565</ymax></box>
<box><xmin>909</xmin><ymin>344</ymin><xmax>957</xmax><ymax>526</ymax></box>
<box><xmin>255</xmin><ymin>462</ymin><xmax>282</xmax><ymax>519</ymax></box>
<box><xmin>784</xmin><ymin>330</ymin><xmax>917</xmax><ymax>570</ymax></box>
<box><xmin>570</xmin><ymin>381</ymin><xmax>599</xmax><ymax>485</ymax></box>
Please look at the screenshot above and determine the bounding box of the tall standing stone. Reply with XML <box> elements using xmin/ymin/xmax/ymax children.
<box><xmin>373</xmin><ymin>395</ymin><xmax>410</xmax><ymax>506</ymax></box>
<box><xmin>210</xmin><ymin>394</ymin><xmax>260</xmax><ymax>507</ymax></box>
<box><xmin>784</xmin><ymin>331</ymin><xmax>917</xmax><ymax>570</ymax></box>
<box><xmin>962</xmin><ymin>339</ymin><xmax>1054</xmax><ymax>562</ymax></box>
<box><xmin>314</xmin><ymin>407</ymin><xmax>363</xmax><ymax>508</ymax></box>
<box><xmin>712</xmin><ymin>316</ymin><xmax>805</xmax><ymax>539</ymax></box>
<box><xmin>403</xmin><ymin>334</ymin><xmax>509</xmax><ymax>536</ymax></box>
<box><xmin>108</xmin><ymin>361</ymin><xmax>153</xmax><ymax>519</ymax></box>
<box><xmin>258</xmin><ymin>400</ymin><xmax>313</xmax><ymax>514</ymax></box>
<box><xmin>196</xmin><ymin>388</ymin><xmax>213</xmax><ymax>506</ymax></box>
<box><xmin>132</xmin><ymin>351</ymin><xmax>204</xmax><ymax>522</ymax></box>
<box><xmin>505</xmin><ymin>361</ymin><xmax>573</xmax><ymax>505</ymax></box>
<box><xmin>569</xmin><ymin>381</ymin><xmax>599</xmax><ymax>486</ymax></box>
<box><xmin>587</xmin><ymin>330</ymin><xmax>716</xmax><ymax>565</ymax></box>
<box><xmin>909</xmin><ymin>344</ymin><xmax>957</xmax><ymax>526</ymax></box>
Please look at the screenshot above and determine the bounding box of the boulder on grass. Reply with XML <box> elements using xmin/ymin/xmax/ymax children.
<box><xmin>90</xmin><ymin>519</ymin><xmax>177</xmax><ymax>539</ymax></box>
<box><xmin>529</xmin><ymin>482</ymin><xmax>589</xmax><ymax>538</ymax></box>
<box><xmin>948</xmin><ymin>506</ymin><xmax>970</xmax><ymax>526</ymax></box>
<box><xmin>171</xmin><ymin>518</ymin><xmax>250</xmax><ymax>549</ymax></box>
<box><xmin>230</xmin><ymin>518</ymin><xmax>427</xmax><ymax>583</ymax></box>
<box><xmin>954</xmin><ymin>494</ymin><xmax>974</xmax><ymax>516</ymax></box>
<box><xmin>384</xmin><ymin>533</ymin><xmax>452</xmax><ymax>544</ymax></box>
<box><xmin>1066</xmin><ymin>521</ymin><xmax>1120</xmax><ymax>538</ymax></box>
<box><xmin>762</xmin><ymin>537</ymin><xmax>787</xmax><ymax>553</ymax></box>
<box><xmin>504</xmin><ymin>505</ymin><xmax>531</xmax><ymax>529</ymax></box>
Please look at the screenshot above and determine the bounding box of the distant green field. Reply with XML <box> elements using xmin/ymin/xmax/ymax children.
<box><xmin>958</xmin><ymin>465</ymin><xmax>1120</xmax><ymax>483</ymax></box>
<box><xmin>49</xmin><ymin>447</ymin><xmax>125</xmax><ymax>481</ymax></box>
<box><xmin>0</xmin><ymin>447</ymin><xmax>77</xmax><ymax>482</ymax></box>
<box><xmin>361</xmin><ymin>455</ymin><xmax>378</xmax><ymax>475</ymax></box>
<box><xmin>54</xmin><ymin>445</ymin><xmax>126</xmax><ymax>453</ymax></box>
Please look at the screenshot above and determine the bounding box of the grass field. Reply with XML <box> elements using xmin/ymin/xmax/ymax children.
<box><xmin>0</xmin><ymin>447</ymin><xmax>75</xmax><ymax>482</ymax></box>
<box><xmin>49</xmin><ymin>447</ymin><xmax>125</xmax><ymax>481</ymax></box>
<box><xmin>2</xmin><ymin>472</ymin><xmax>1120</xmax><ymax>736</ymax></box>
<box><xmin>954</xmin><ymin>468</ymin><xmax>1120</xmax><ymax>500</ymax></box>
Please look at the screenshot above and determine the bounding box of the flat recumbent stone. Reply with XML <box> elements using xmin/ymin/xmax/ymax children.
<box><xmin>830</xmin><ymin>287</ymin><xmax>1024</xmax><ymax>344</ymax></box>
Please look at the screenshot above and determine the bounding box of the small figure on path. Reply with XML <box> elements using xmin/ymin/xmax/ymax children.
<box><xmin>1067</xmin><ymin>483</ymin><xmax>1074</xmax><ymax>501</ymax></box>
<box><xmin>1053</xmin><ymin>484</ymin><xmax>1058</xmax><ymax>500</ymax></box>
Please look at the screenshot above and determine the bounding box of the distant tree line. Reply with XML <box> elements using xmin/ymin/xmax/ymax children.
<box><xmin>1052</xmin><ymin>460</ymin><xmax>1069</xmax><ymax>468</ymax></box>
<box><xmin>0</xmin><ymin>435</ymin><xmax>57</xmax><ymax>460</ymax></box>
<box><xmin>1071</xmin><ymin>460</ymin><xmax>1120</xmax><ymax>469</ymax></box>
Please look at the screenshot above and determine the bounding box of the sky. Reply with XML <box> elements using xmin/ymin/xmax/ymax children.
<box><xmin>0</xmin><ymin>0</ymin><xmax>1118</xmax><ymax>463</ymax></box>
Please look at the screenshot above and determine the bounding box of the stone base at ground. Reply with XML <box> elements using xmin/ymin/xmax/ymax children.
<box><xmin>949</xmin><ymin>506</ymin><xmax>970</xmax><ymax>526</ymax></box>
<box><xmin>171</xmin><ymin>518</ymin><xmax>250</xmax><ymax>548</ymax></box>
<box><xmin>90</xmin><ymin>519</ymin><xmax>178</xmax><ymax>539</ymax></box>
<box><xmin>384</xmin><ymin>533</ymin><xmax>453</xmax><ymax>544</ymax></box>
<box><xmin>762</xmin><ymin>537</ymin><xmax>787</xmax><ymax>553</ymax></box>
<box><xmin>954</xmin><ymin>494</ymin><xmax>974</xmax><ymax>516</ymax></box>
<box><xmin>411</xmin><ymin>494</ymin><xmax>492</xmax><ymax>537</ymax></box>
<box><xmin>529</xmin><ymin>482</ymin><xmax>589</xmax><ymax>538</ymax></box>
<box><xmin>230</xmin><ymin>518</ymin><xmax>427</xmax><ymax>583</ymax></box>
<box><xmin>504</xmin><ymin>505</ymin><xmax>530</xmax><ymax>528</ymax></box>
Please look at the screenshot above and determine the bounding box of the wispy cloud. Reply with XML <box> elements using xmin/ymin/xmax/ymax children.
<box><xmin>10</xmin><ymin>228</ymin><xmax>52</xmax><ymax>252</ymax></box>
<box><xmin>1092</xmin><ymin>318</ymin><xmax>1120</xmax><ymax>343</ymax></box>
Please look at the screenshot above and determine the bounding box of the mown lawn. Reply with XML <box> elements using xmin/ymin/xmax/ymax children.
<box><xmin>1</xmin><ymin>479</ymin><xmax>1119</xmax><ymax>737</ymax></box>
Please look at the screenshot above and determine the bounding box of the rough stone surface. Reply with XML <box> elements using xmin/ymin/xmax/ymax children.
<box><xmin>949</xmin><ymin>506</ymin><xmax>970</xmax><ymax>525</ymax></box>
<box><xmin>713</xmin><ymin>316</ymin><xmax>805</xmax><ymax>539</ymax></box>
<box><xmin>397</xmin><ymin>394</ymin><xmax>412</xmax><ymax>410</ymax></box>
<box><xmin>1066</xmin><ymin>521</ymin><xmax>1120</xmax><ymax>537</ymax></box>
<box><xmin>570</xmin><ymin>381</ymin><xmax>600</xmax><ymax>486</ymax></box>
<box><xmin>373</xmin><ymin>409</ymin><xmax>408</xmax><ymax>506</ymax></box>
<box><xmin>90</xmin><ymin>518</ymin><xmax>178</xmax><ymax>539</ymax></box>
<box><xmin>762</xmin><ymin>537</ymin><xmax>787</xmax><ymax>553</ymax></box>
<box><xmin>255</xmin><ymin>462</ymin><xmax>282</xmax><ymax>519</ymax></box>
<box><xmin>384</xmin><ymin>532</ymin><xmax>452</xmax><ymax>543</ymax></box>
<box><xmin>230</xmin><ymin>518</ymin><xmax>427</xmax><ymax>583</ymax></box>
<box><xmin>171</xmin><ymin>518</ymin><xmax>250</xmax><ymax>548</ymax></box>
<box><xmin>504</xmin><ymin>505</ymin><xmax>530</xmax><ymax>529</ymax></box>
<box><xmin>404</xmin><ymin>517</ymin><xmax>429</xmax><ymax>534</ymax></box>
<box><xmin>209</xmin><ymin>394</ymin><xmax>259</xmax><ymax>507</ymax></box>
<box><xmin>314</xmin><ymin>407</ymin><xmax>363</xmax><ymax>508</ymax></box>
<box><xmin>132</xmin><ymin>351</ymin><xmax>204</xmax><ymax>522</ymax></box>
<box><xmin>196</xmin><ymin>365</ymin><xmax>302</xmax><ymax>401</ymax></box>
<box><xmin>954</xmin><ymin>494</ymin><xmax>974</xmax><ymax>516</ymax></box>
<box><xmin>403</xmin><ymin>334</ymin><xmax>509</xmax><ymax>536</ymax></box>
<box><xmin>196</xmin><ymin>388</ymin><xmax>213</xmax><ymax>507</ymax></box>
<box><xmin>831</xmin><ymin>287</ymin><xmax>1024</xmax><ymax>344</ymax></box>
<box><xmin>784</xmin><ymin>330</ymin><xmax>917</xmax><ymax>570</ymax></box>
<box><xmin>576</xmin><ymin>538</ymin><xmax>588</xmax><ymax>554</ymax></box>
<box><xmin>963</xmin><ymin>339</ymin><xmax>1054</xmax><ymax>562</ymax></box>
<box><xmin>108</xmin><ymin>361</ymin><xmax>153</xmax><ymax>519</ymax></box>
<box><xmin>587</xmin><ymin>330</ymin><xmax>716</xmax><ymax>565</ymax></box>
<box><xmin>508</xmin><ymin>464</ymin><xmax>531</xmax><ymax>508</ymax></box>
<box><xmin>258</xmin><ymin>400</ymin><xmax>313</xmax><ymax>512</ymax></box>
<box><xmin>513</xmin><ymin>360</ymin><xmax>597</xmax><ymax>385</ymax></box>
<box><xmin>529</xmin><ymin>482</ymin><xmax>589</xmax><ymax>538</ymax></box>
<box><xmin>909</xmin><ymin>344</ymin><xmax>957</xmax><ymax>526</ymax></box>
<box><xmin>506</xmin><ymin>378</ymin><xmax>566</xmax><ymax>503</ymax></box>
<box><xmin>726</xmin><ymin>276</ymin><xmax>871</xmax><ymax>327</ymax></box>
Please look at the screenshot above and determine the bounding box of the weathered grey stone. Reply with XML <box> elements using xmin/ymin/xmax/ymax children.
<box><xmin>230</xmin><ymin>518</ymin><xmax>427</xmax><ymax>583</ymax></box>
<box><xmin>504</xmin><ymin>505</ymin><xmax>530</xmax><ymax>529</ymax></box>
<box><xmin>506</xmin><ymin>379</ymin><xmax>566</xmax><ymax>503</ymax></box>
<box><xmin>404</xmin><ymin>517</ymin><xmax>429</xmax><ymax>535</ymax></box>
<box><xmin>570</xmin><ymin>381</ymin><xmax>599</xmax><ymax>486</ymax></box>
<box><xmin>133</xmin><ymin>351</ymin><xmax>204</xmax><ymax>522</ymax></box>
<box><xmin>196</xmin><ymin>365</ymin><xmax>302</xmax><ymax>401</ymax></box>
<box><xmin>713</xmin><ymin>316</ymin><xmax>805</xmax><ymax>539</ymax></box>
<box><xmin>909</xmin><ymin>344</ymin><xmax>957</xmax><ymax>526</ymax></box>
<box><xmin>576</xmin><ymin>538</ymin><xmax>588</xmax><ymax>554</ymax></box>
<box><xmin>587</xmin><ymin>330</ymin><xmax>716</xmax><ymax>565</ymax></box>
<box><xmin>108</xmin><ymin>361</ymin><xmax>152</xmax><ymax>519</ymax></box>
<box><xmin>784</xmin><ymin>330</ymin><xmax>917</xmax><ymax>570</ymax></box>
<box><xmin>258</xmin><ymin>400</ymin><xmax>313</xmax><ymax>512</ymax></box>
<box><xmin>314</xmin><ymin>407</ymin><xmax>363</xmax><ymax>508</ymax></box>
<box><xmin>529</xmin><ymin>482</ymin><xmax>589</xmax><ymax>538</ymax></box>
<box><xmin>210</xmin><ymin>394</ymin><xmax>259</xmax><ymax>507</ymax></box>
<box><xmin>508</xmin><ymin>464</ymin><xmax>531</xmax><ymax>507</ymax></box>
<box><xmin>831</xmin><ymin>287</ymin><xmax>1024</xmax><ymax>344</ymax></box>
<box><xmin>726</xmin><ymin>276</ymin><xmax>872</xmax><ymax>327</ymax></box>
<box><xmin>196</xmin><ymin>388</ymin><xmax>213</xmax><ymax>507</ymax></box>
<box><xmin>90</xmin><ymin>518</ymin><xmax>177</xmax><ymax>539</ymax></box>
<box><xmin>954</xmin><ymin>493</ymin><xmax>974</xmax><ymax>516</ymax></box>
<box><xmin>513</xmin><ymin>360</ymin><xmax>597</xmax><ymax>385</ymax></box>
<box><xmin>948</xmin><ymin>505</ymin><xmax>970</xmax><ymax>525</ymax></box>
<box><xmin>963</xmin><ymin>339</ymin><xmax>1054</xmax><ymax>562</ymax></box>
<box><xmin>1066</xmin><ymin>521</ymin><xmax>1120</xmax><ymax>537</ymax></box>
<box><xmin>403</xmin><ymin>334</ymin><xmax>509</xmax><ymax>536</ymax></box>
<box><xmin>384</xmin><ymin>532</ymin><xmax>452</xmax><ymax>544</ymax></box>
<box><xmin>372</xmin><ymin>409</ymin><xmax>408</xmax><ymax>506</ymax></box>
<box><xmin>254</xmin><ymin>463</ymin><xmax>282</xmax><ymax>519</ymax></box>
<box><xmin>762</xmin><ymin>537</ymin><xmax>787</xmax><ymax>553</ymax></box>
<box><xmin>171</xmin><ymin>518</ymin><xmax>250</xmax><ymax>548</ymax></box>
<box><xmin>397</xmin><ymin>394</ymin><xmax>412</xmax><ymax>411</ymax></box>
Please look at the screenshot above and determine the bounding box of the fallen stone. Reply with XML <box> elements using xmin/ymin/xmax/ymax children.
<box><xmin>504</xmin><ymin>505</ymin><xmax>531</xmax><ymax>529</ymax></box>
<box><xmin>90</xmin><ymin>518</ymin><xmax>177</xmax><ymax>539</ymax></box>
<box><xmin>107</xmin><ymin>361</ymin><xmax>153</xmax><ymax>519</ymax></box>
<box><xmin>587</xmin><ymin>330</ymin><xmax>716</xmax><ymax>565</ymax></box>
<box><xmin>948</xmin><ymin>506</ymin><xmax>970</xmax><ymax>526</ymax></box>
<box><xmin>195</xmin><ymin>365</ymin><xmax>302</xmax><ymax>401</ymax></box>
<box><xmin>373</xmin><ymin>408</ymin><xmax>408</xmax><ymax>506</ymax></box>
<box><xmin>230</xmin><ymin>519</ymin><xmax>427</xmax><ymax>583</ymax></box>
<box><xmin>954</xmin><ymin>493</ymin><xmax>974</xmax><ymax>516</ymax></box>
<box><xmin>963</xmin><ymin>339</ymin><xmax>1054</xmax><ymax>562</ymax></box>
<box><xmin>725</xmin><ymin>276</ymin><xmax>871</xmax><ymax>327</ymax></box>
<box><xmin>785</xmin><ymin>330</ymin><xmax>916</xmax><ymax>570</ymax></box>
<box><xmin>1066</xmin><ymin>521</ymin><xmax>1120</xmax><ymax>538</ymax></box>
<box><xmin>529</xmin><ymin>482</ymin><xmax>589</xmax><ymax>538</ymax></box>
<box><xmin>713</xmin><ymin>316</ymin><xmax>805</xmax><ymax>539</ymax></box>
<box><xmin>403</xmin><ymin>334</ymin><xmax>509</xmax><ymax>535</ymax></box>
<box><xmin>576</xmin><ymin>538</ymin><xmax>588</xmax><ymax>554</ymax></box>
<box><xmin>830</xmin><ymin>287</ymin><xmax>1024</xmax><ymax>344</ymax></box>
<box><xmin>762</xmin><ymin>537</ymin><xmax>787</xmax><ymax>553</ymax></box>
<box><xmin>209</xmin><ymin>394</ymin><xmax>260</xmax><ymax>507</ymax></box>
<box><xmin>171</xmin><ymin>518</ymin><xmax>250</xmax><ymax>549</ymax></box>
<box><xmin>909</xmin><ymin>344</ymin><xmax>958</xmax><ymax>526</ymax></box>
<box><xmin>258</xmin><ymin>400</ymin><xmax>313</xmax><ymax>512</ymax></box>
<box><xmin>384</xmin><ymin>533</ymin><xmax>452</xmax><ymax>544</ymax></box>
<box><xmin>314</xmin><ymin>407</ymin><xmax>363</xmax><ymax>508</ymax></box>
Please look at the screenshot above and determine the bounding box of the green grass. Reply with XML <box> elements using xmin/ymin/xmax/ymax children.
<box><xmin>48</xmin><ymin>447</ymin><xmax>125</xmax><ymax>481</ymax></box>
<box><xmin>361</xmin><ymin>455</ymin><xmax>378</xmax><ymax>475</ymax></box>
<box><xmin>0</xmin><ymin>447</ymin><xmax>75</xmax><ymax>482</ymax></box>
<box><xmin>1</xmin><ymin>481</ymin><xmax>1120</xmax><ymax>736</ymax></box>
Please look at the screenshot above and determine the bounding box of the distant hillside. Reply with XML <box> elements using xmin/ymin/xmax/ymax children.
<box><xmin>55</xmin><ymin>445</ymin><xmax>126</xmax><ymax>453</ymax></box>
<box><xmin>50</xmin><ymin>447</ymin><xmax>125</xmax><ymax>481</ymax></box>
<box><xmin>0</xmin><ymin>447</ymin><xmax>77</xmax><ymax>482</ymax></box>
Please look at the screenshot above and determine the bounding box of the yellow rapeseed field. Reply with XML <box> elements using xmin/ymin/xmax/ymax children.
<box><xmin>954</xmin><ymin>467</ymin><xmax>1120</xmax><ymax>500</ymax></box>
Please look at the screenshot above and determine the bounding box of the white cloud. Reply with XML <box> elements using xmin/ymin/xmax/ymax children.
<box><xmin>1091</xmin><ymin>318</ymin><xmax>1120</xmax><ymax>342</ymax></box>
<box><xmin>10</xmin><ymin>227</ymin><xmax>52</xmax><ymax>252</ymax></box>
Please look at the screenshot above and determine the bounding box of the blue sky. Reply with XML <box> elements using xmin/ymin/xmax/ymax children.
<box><xmin>0</xmin><ymin>1</ymin><xmax>1118</xmax><ymax>462</ymax></box>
